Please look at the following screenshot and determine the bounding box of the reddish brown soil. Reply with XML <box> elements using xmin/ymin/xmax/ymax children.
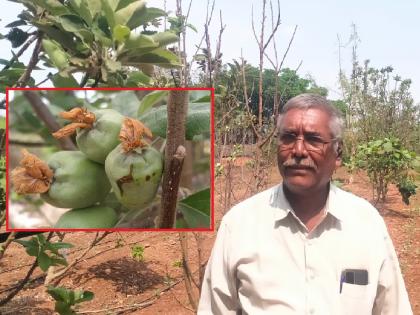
<box><xmin>0</xmin><ymin>162</ymin><xmax>419</xmax><ymax>314</ymax></box>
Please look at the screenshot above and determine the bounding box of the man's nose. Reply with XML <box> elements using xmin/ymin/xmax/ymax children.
<box><xmin>292</xmin><ymin>137</ymin><xmax>308</xmax><ymax>157</ymax></box>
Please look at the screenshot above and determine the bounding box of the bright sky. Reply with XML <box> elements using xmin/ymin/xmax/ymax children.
<box><xmin>1</xmin><ymin>0</ymin><xmax>419</xmax><ymax>102</ymax></box>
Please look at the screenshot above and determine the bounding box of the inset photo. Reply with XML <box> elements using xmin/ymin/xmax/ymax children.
<box><xmin>6</xmin><ymin>88</ymin><xmax>213</xmax><ymax>230</ymax></box>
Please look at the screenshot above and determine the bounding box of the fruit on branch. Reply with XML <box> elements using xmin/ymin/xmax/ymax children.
<box><xmin>105</xmin><ymin>118</ymin><xmax>163</xmax><ymax>211</ymax></box>
<box><xmin>53</xmin><ymin>108</ymin><xmax>124</xmax><ymax>163</ymax></box>
<box><xmin>55</xmin><ymin>206</ymin><xmax>118</xmax><ymax>228</ymax></box>
<box><xmin>11</xmin><ymin>150</ymin><xmax>110</xmax><ymax>209</ymax></box>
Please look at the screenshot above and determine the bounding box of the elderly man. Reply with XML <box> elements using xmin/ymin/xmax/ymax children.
<box><xmin>198</xmin><ymin>94</ymin><xmax>412</xmax><ymax>314</ymax></box>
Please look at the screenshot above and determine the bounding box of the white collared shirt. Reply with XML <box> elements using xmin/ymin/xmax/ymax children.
<box><xmin>198</xmin><ymin>184</ymin><xmax>412</xmax><ymax>315</ymax></box>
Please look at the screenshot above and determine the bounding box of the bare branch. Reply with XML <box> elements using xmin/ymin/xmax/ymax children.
<box><xmin>263</xmin><ymin>0</ymin><xmax>281</xmax><ymax>51</ymax></box>
<box><xmin>22</xmin><ymin>91</ymin><xmax>76</xmax><ymax>150</ymax></box>
<box><xmin>15</xmin><ymin>34</ymin><xmax>43</xmax><ymax>87</ymax></box>
<box><xmin>212</xmin><ymin>10</ymin><xmax>226</xmax><ymax>85</ymax></box>
<box><xmin>278</xmin><ymin>25</ymin><xmax>298</xmax><ymax>70</ymax></box>
<box><xmin>2</xmin><ymin>34</ymin><xmax>38</xmax><ymax>71</ymax></box>
<box><xmin>251</xmin><ymin>5</ymin><xmax>260</xmax><ymax>44</ymax></box>
<box><xmin>0</xmin><ymin>232</ymin><xmax>16</xmax><ymax>261</ymax></box>
<box><xmin>47</xmin><ymin>232</ymin><xmax>111</xmax><ymax>285</ymax></box>
<box><xmin>0</xmin><ymin>232</ymin><xmax>54</xmax><ymax>306</ymax></box>
<box><xmin>179</xmin><ymin>233</ymin><xmax>198</xmax><ymax>310</ymax></box>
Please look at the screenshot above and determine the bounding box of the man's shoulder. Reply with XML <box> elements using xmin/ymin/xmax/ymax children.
<box><xmin>331</xmin><ymin>184</ymin><xmax>384</xmax><ymax>224</ymax></box>
<box><xmin>223</xmin><ymin>184</ymin><xmax>279</xmax><ymax>222</ymax></box>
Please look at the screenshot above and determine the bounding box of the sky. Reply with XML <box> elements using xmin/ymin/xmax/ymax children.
<box><xmin>1</xmin><ymin>0</ymin><xmax>419</xmax><ymax>102</ymax></box>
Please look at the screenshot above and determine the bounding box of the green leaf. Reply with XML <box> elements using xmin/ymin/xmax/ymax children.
<box><xmin>115</xmin><ymin>0</ymin><xmax>146</xmax><ymax>27</ymax></box>
<box><xmin>125</xmin><ymin>71</ymin><xmax>152</xmax><ymax>87</ymax></box>
<box><xmin>38</xmin><ymin>252</ymin><xmax>52</xmax><ymax>271</ymax></box>
<box><xmin>101</xmin><ymin>0</ymin><xmax>116</xmax><ymax>31</ymax></box>
<box><xmin>47</xmin><ymin>286</ymin><xmax>71</xmax><ymax>303</ymax></box>
<box><xmin>383</xmin><ymin>141</ymin><xmax>393</xmax><ymax>152</ymax></box>
<box><xmin>42</xmin><ymin>39</ymin><xmax>69</xmax><ymax>71</ymax></box>
<box><xmin>124</xmin><ymin>48</ymin><xmax>181</xmax><ymax>68</ymax></box>
<box><xmin>110</xmin><ymin>91</ymin><xmax>139</xmax><ymax>117</ymax></box>
<box><xmin>175</xmin><ymin>217</ymin><xmax>189</xmax><ymax>228</ymax></box>
<box><xmin>47</xmin><ymin>241</ymin><xmax>74</xmax><ymax>250</ymax></box>
<box><xmin>15</xmin><ymin>238</ymin><xmax>39</xmax><ymax>256</ymax></box>
<box><xmin>137</xmin><ymin>90</ymin><xmax>167</xmax><ymax>116</ymax></box>
<box><xmin>32</xmin><ymin>0</ymin><xmax>69</xmax><ymax>15</ymax></box>
<box><xmin>6</xmin><ymin>28</ymin><xmax>29</xmax><ymax>48</ymax></box>
<box><xmin>151</xmin><ymin>31</ymin><xmax>179</xmax><ymax>47</ymax></box>
<box><xmin>113</xmin><ymin>24</ymin><xmax>130</xmax><ymax>43</ymax></box>
<box><xmin>104</xmin><ymin>58</ymin><xmax>122</xmax><ymax>72</ymax></box>
<box><xmin>178</xmin><ymin>188</ymin><xmax>210</xmax><ymax>228</ymax></box>
<box><xmin>57</xmin><ymin>15</ymin><xmax>94</xmax><ymax>44</ymax></box>
<box><xmin>55</xmin><ymin>301</ymin><xmax>75</xmax><ymax>315</ymax></box>
<box><xmin>186</xmin><ymin>23</ymin><xmax>197</xmax><ymax>32</ymax></box>
<box><xmin>32</xmin><ymin>22</ymin><xmax>77</xmax><ymax>53</ymax></box>
<box><xmin>128</xmin><ymin>7</ymin><xmax>166</xmax><ymax>29</ymax></box>
<box><xmin>92</xmin><ymin>17</ymin><xmax>112</xmax><ymax>47</ymax></box>
<box><xmin>50</xmin><ymin>72</ymin><xmax>79</xmax><ymax>88</ymax></box>
<box><xmin>121</xmin><ymin>33</ymin><xmax>159</xmax><ymax>51</ymax></box>
<box><xmin>139</xmin><ymin>102</ymin><xmax>210</xmax><ymax>140</ymax></box>
<box><xmin>74</xmin><ymin>290</ymin><xmax>94</xmax><ymax>303</ymax></box>
<box><xmin>5</xmin><ymin>20</ymin><xmax>27</xmax><ymax>28</ymax></box>
<box><xmin>69</xmin><ymin>0</ymin><xmax>92</xmax><ymax>26</ymax></box>
<box><xmin>191</xmin><ymin>94</ymin><xmax>211</xmax><ymax>103</ymax></box>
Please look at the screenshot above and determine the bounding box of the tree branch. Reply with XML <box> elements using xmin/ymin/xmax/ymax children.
<box><xmin>15</xmin><ymin>34</ymin><xmax>43</xmax><ymax>88</ymax></box>
<box><xmin>0</xmin><ymin>232</ymin><xmax>53</xmax><ymax>306</ymax></box>
<box><xmin>0</xmin><ymin>232</ymin><xmax>16</xmax><ymax>261</ymax></box>
<box><xmin>47</xmin><ymin>232</ymin><xmax>111</xmax><ymax>285</ymax></box>
<box><xmin>158</xmin><ymin>90</ymin><xmax>188</xmax><ymax>228</ymax></box>
<box><xmin>2</xmin><ymin>34</ymin><xmax>38</xmax><ymax>71</ymax></box>
<box><xmin>22</xmin><ymin>91</ymin><xmax>76</xmax><ymax>150</ymax></box>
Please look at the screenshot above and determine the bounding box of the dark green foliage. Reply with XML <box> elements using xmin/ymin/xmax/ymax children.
<box><xmin>397</xmin><ymin>179</ymin><xmax>417</xmax><ymax>205</ymax></box>
<box><xmin>14</xmin><ymin>234</ymin><xmax>73</xmax><ymax>271</ymax></box>
<box><xmin>5</xmin><ymin>28</ymin><xmax>29</xmax><ymax>48</ymax></box>
<box><xmin>47</xmin><ymin>286</ymin><xmax>94</xmax><ymax>315</ymax></box>
<box><xmin>349</xmin><ymin>138</ymin><xmax>417</xmax><ymax>203</ymax></box>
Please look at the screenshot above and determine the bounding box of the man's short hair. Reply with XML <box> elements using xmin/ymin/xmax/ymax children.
<box><xmin>277</xmin><ymin>93</ymin><xmax>345</xmax><ymax>141</ymax></box>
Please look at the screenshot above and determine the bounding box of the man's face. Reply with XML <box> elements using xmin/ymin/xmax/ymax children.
<box><xmin>277</xmin><ymin>108</ymin><xmax>341</xmax><ymax>194</ymax></box>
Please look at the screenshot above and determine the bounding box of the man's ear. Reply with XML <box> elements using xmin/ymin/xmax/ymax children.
<box><xmin>335</xmin><ymin>142</ymin><xmax>343</xmax><ymax>167</ymax></box>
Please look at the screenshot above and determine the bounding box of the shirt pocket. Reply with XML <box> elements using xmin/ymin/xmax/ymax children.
<box><xmin>340</xmin><ymin>283</ymin><xmax>374</xmax><ymax>315</ymax></box>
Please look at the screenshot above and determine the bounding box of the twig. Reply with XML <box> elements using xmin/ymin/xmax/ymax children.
<box><xmin>15</xmin><ymin>34</ymin><xmax>43</xmax><ymax>87</ymax></box>
<box><xmin>2</xmin><ymin>34</ymin><xmax>38</xmax><ymax>71</ymax></box>
<box><xmin>278</xmin><ymin>25</ymin><xmax>298</xmax><ymax>70</ymax></box>
<box><xmin>8</xmin><ymin>140</ymin><xmax>47</xmax><ymax>147</ymax></box>
<box><xmin>22</xmin><ymin>91</ymin><xmax>77</xmax><ymax>150</ymax></box>
<box><xmin>35</xmin><ymin>75</ymin><xmax>51</xmax><ymax>87</ymax></box>
<box><xmin>78</xmin><ymin>277</ymin><xmax>184</xmax><ymax>314</ymax></box>
<box><xmin>47</xmin><ymin>232</ymin><xmax>111</xmax><ymax>285</ymax></box>
<box><xmin>158</xmin><ymin>90</ymin><xmax>189</xmax><ymax>228</ymax></box>
<box><xmin>179</xmin><ymin>233</ymin><xmax>198</xmax><ymax>310</ymax></box>
<box><xmin>0</xmin><ymin>210</ymin><xmax>6</xmax><ymax>228</ymax></box>
<box><xmin>0</xmin><ymin>232</ymin><xmax>16</xmax><ymax>261</ymax></box>
<box><xmin>0</xmin><ymin>232</ymin><xmax>53</xmax><ymax>306</ymax></box>
<box><xmin>193</xmin><ymin>232</ymin><xmax>205</xmax><ymax>294</ymax></box>
<box><xmin>79</xmin><ymin>73</ymin><xmax>89</xmax><ymax>88</ymax></box>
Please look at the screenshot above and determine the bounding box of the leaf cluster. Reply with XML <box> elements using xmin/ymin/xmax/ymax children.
<box><xmin>14</xmin><ymin>234</ymin><xmax>73</xmax><ymax>271</ymax></box>
<box><xmin>47</xmin><ymin>285</ymin><xmax>94</xmax><ymax>315</ymax></box>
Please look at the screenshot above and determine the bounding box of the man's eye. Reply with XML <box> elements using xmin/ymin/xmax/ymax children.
<box><xmin>306</xmin><ymin>135</ymin><xmax>324</xmax><ymax>144</ymax></box>
<box><xmin>280</xmin><ymin>134</ymin><xmax>296</xmax><ymax>143</ymax></box>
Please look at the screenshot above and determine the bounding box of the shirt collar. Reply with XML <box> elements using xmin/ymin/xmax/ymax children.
<box><xmin>271</xmin><ymin>182</ymin><xmax>345</xmax><ymax>222</ymax></box>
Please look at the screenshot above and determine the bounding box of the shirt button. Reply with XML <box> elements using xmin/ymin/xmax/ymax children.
<box><xmin>310</xmin><ymin>274</ymin><xmax>315</xmax><ymax>280</ymax></box>
<box><xmin>309</xmin><ymin>308</ymin><xmax>315</xmax><ymax>314</ymax></box>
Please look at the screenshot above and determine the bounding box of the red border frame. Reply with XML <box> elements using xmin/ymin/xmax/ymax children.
<box><xmin>5</xmin><ymin>87</ymin><xmax>215</xmax><ymax>232</ymax></box>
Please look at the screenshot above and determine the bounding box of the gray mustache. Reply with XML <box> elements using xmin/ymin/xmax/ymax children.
<box><xmin>282</xmin><ymin>159</ymin><xmax>317</xmax><ymax>170</ymax></box>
